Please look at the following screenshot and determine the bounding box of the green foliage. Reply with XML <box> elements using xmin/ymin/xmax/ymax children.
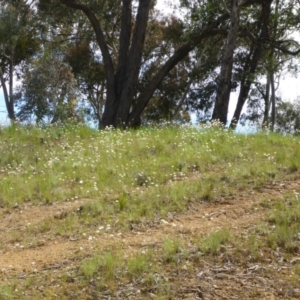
<box><xmin>0</xmin><ymin>0</ymin><xmax>300</xmax><ymax>129</ymax></box>
<box><xmin>18</xmin><ymin>54</ymin><xmax>83</xmax><ymax>124</ymax></box>
<box><xmin>276</xmin><ymin>98</ymin><xmax>300</xmax><ymax>135</ymax></box>
<box><xmin>0</xmin><ymin>0</ymin><xmax>41</xmax><ymax>120</ymax></box>
<box><xmin>127</xmin><ymin>251</ymin><xmax>153</xmax><ymax>280</ymax></box>
<box><xmin>199</xmin><ymin>229</ymin><xmax>230</xmax><ymax>255</ymax></box>
<box><xmin>267</xmin><ymin>196</ymin><xmax>300</xmax><ymax>251</ymax></box>
<box><xmin>163</xmin><ymin>239</ymin><xmax>181</xmax><ymax>263</ymax></box>
<box><xmin>0</xmin><ymin>284</ymin><xmax>18</xmax><ymax>300</ymax></box>
<box><xmin>0</xmin><ymin>1</ymin><xmax>40</xmax><ymax>64</ymax></box>
<box><xmin>80</xmin><ymin>252</ymin><xmax>119</xmax><ymax>281</ymax></box>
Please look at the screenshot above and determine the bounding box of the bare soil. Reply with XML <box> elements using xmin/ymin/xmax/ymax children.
<box><xmin>1</xmin><ymin>175</ymin><xmax>300</xmax><ymax>299</ymax></box>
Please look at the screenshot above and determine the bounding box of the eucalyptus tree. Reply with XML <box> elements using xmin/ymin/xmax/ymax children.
<box><xmin>275</xmin><ymin>98</ymin><xmax>300</xmax><ymax>134</ymax></box>
<box><xmin>231</xmin><ymin>0</ymin><xmax>300</xmax><ymax>129</ymax></box>
<box><xmin>44</xmin><ymin>0</ymin><xmax>264</xmax><ymax>128</ymax></box>
<box><xmin>140</xmin><ymin>13</ymin><xmax>194</xmax><ymax>124</ymax></box>
<box><xmin>0</xmin><ymin>0</ymin><xmax>40</xmax><ymax>121</ymax></box>
<box><xmin>262</xmin><ymin>0</ymin><xmax>300</xmax><ymax>130</ymax></box>
<box><xmin>4</xmin><ymin>0</ymin><xmax>298</xmax><ymax>128</ymax></box>
<box><xmin>64</xmin><ymin>20</ymin><xmax>110</xmax><ymax>128</ymax></box>
<box><xmin>211</xmin><ymin>0</ymin><xmax>241</xmax><ymax>125</ymax></box>
<box><xmin>17</xmin><ymin>53</ymin><xmax>82</xmax><ymax>124</ymax></box>
<box><xmin>228</xmin><ymin>0</ymin><xmax>273</xmax><ymax>128</ymax></box>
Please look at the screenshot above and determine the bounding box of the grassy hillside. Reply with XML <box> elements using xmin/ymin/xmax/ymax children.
<box><xmin>1</xmin><ymin>124</ymin><xmax>300</xmax><ymax>299</ymax></box>
<box><xmin>1</xmin><ymin>123</ymin><xmax>299</xmax><ymax>208</ymax></box>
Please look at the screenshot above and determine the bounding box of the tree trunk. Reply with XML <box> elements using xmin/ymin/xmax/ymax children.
<box><xmin>268</xmin><ymin>0</ymin><xmax>279</xmax><ymax>132</ymax></box>
<box><xmin>115</xmin><ymin>0</ymin><xmax>152</xmax><ymax>127</ymax></box>
<box><xmin>229</xmin><ymin>0</ymin><xmax>272</xmax><ymax>129</ymax></box>
<box><xmin>262</xmin><ymin>73</ymin><xmax>271</xmax><ymax>126</ymax></box>
<box><xmin>60</xmin><ymin>0</ymin><xmax>265</xmax><ymax>129</ymax></box>
<box><xmin>114</xmin><ymin>0</ymin><xmax>132</xmax><ymax>117</ymax></box>
<box><xmin>0</xmin><ymin>65</ymin><xmax>15</xmax><ymax>121</ymax></box>
<box><xmin>270</xmin><ymin>70</ymin><xmax>276</xmax><ymax>131</ymax></box>
<box><xmin>229</xmin><ymin>42</ymin><xmax>264</xmax><ymax>129</ymax></box>
<box><xmin>211</xmin><ymin>0</ymin><xmax>241</xmax><ymax>125</ymax></box>
<box><xmin>9</xmin><ymin>59</ymin><xmax>15</xmax><ymax>119</ymax></box>
<box><xmin>229</xmin><ymin>44</ymin><xmax>255</xmax><ymax>128</ymax></box>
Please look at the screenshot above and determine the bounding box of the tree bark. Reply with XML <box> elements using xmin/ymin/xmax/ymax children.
<box><xmin>211</xmin><ymin>0</ymin><xmax>241</xmax><ymax>125</ymax></box>
<box><xmin>229</xmin><ymin>39</ymin><xmax>263</xmax><ymax>128</ymax></box>
<box><xmin>116</xmin><ymin>0</ymin><xmax>152</xmax><ymax>127</ymax></box>
<box><xmin>0</xmin><ymin>67</ymin><xmax>11</xmax><ymax>119</ymax></box>
<box><xmin>270</xmin><ymin>70</ymin><xmax>276</xmax><ymax>131</ymax></box>
<box><xmin>268</xmin><ymin>0</ymin><xmax>279</xmax><ymax>132</ymax></box>
<box><xmin>229</xmin><ymin>0</ymin><xmax>273</xmax><ymax>129</ymax></box>
<box><xmin>9</xmin><ymin>59</ymin><xmax>14</xmax><ymax>119</ymax></box>
<box><xmin>262</xmin><ymin>73</ymin><xmax>271</xmax><ymax>126</ymax></box>
<box><xmin>115</xmin><ymin>0</ymin><xmax>132</xmax><ymax>105</ymax></box>
<box><xmin>0</xmin><ymin>64</ymin><xmax>15</xmax><ymax>121</ymax></box>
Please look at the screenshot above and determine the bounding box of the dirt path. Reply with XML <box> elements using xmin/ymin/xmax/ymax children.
<box><xmin>1</xmin><ymin>177</ymin><xmax>300</xmax><ymax>299</ymax></box>
<box><xmin>1</xmin><ymin>178</ymin><xmax>299</xmax><ymax>272</ymax></box>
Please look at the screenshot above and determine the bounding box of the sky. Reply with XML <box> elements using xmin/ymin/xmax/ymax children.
<box><xmin>1</xmin><ymin>0</ymin><xmax>300</xmax><ymax>125</ymax></box>
<box><xmin>0</xmin><ymin>93</ymin><xmax>8</xmax><ymax>124</ymax></box>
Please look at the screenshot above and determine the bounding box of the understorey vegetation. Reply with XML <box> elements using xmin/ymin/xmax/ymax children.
<box><xmin>0</xmin><ymin>123</ymin><xmax>300</xmax><ymax>298</ymax></box>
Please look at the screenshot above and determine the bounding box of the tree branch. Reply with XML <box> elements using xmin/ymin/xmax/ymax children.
<box><xmin>128</xmin><ymin>0</ymin><xmax>265</xmax><ymax>126</ymax></box>
<box><xmin>59</xmin><ymin>0</ymin><xmax>115</xmax><ymax>90</ymax></box>
<box><xmin>267</xmin><ymin>41</ymin><xmax>300</xmax><ymax>55</ymax></box>
<box><xmin>222</xmin><ymin>0</ymin><xmax>231</xmax><ymax>14</ymax></box>
<box><xmin>59</xmin><ymin>0</ymin><xmax>117</xmax><ymax>125</ymax></box>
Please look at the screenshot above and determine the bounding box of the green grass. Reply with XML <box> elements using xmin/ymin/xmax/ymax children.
<box><xmin>1</xmin><ymin>123</ymin><xmax>300</xmax><ymax>299</ymax></box>
<box><xmin>1</xmin><ymin>123</ymin><xmax>299</xmax><ymax>246</ymax></box>
<box><xmin>80</xmin><ymin>252</ymin><xmax>119</xmax><ymax>281</ymax></box>
<box><xmin>162</xmin><ymin>239</ymin><xmax>181</xmax><ymax>263</ymax></box>
<box><xmin>266</xmin><ymin>195</ymin><xmax>300</xmax><ymax>251</ymax></box>
<box><xmin>0</xmin><ymin>284</ymin><xmax>18</xmax><ymax>300</ymax></box>
<box><xmin>199</xmin><ymin>229</ymin><xmax>231</xmax><ymax>255</ymax></box>
<box><xmin>127</xmin><ymin>251</ymin><xmax>154</xmax><ymax>280</ymax></box>
<box><xmin>0</xmin><ymin>123</ymin><xmax>298</xmax><ymax>208</ymax></box>
<box><xmin>79</xmin><ymin>249</ymin><xmax>156</xmax><ymax>293</ymax></box>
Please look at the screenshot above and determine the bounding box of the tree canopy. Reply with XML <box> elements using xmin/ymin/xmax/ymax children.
<box><xmin>0</xmin><ymin>0</ymin><xmax>300</xmax><ymax>131</ymax></box>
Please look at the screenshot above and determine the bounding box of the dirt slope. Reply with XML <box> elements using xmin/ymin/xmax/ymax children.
<box><xmin>1</xmin><ymin>177</ymin><xmax>300</xmax><ymax>299</ymax></box>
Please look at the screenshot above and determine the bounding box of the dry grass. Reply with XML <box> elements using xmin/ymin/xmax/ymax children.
<box><xmin>0</xmin><ymin>123</ymin><xmax>300</xmax><ymax>299</ymax></box>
